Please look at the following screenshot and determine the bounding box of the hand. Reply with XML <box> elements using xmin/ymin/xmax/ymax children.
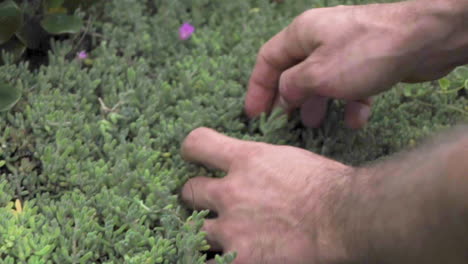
<box><xmin>245</xmin><ymin>1</ymin><xmax>459</xmax><ymax>129</ymax></box>
<box><xmin>181</xmin><ymin>127</ymin><xmax>353</xmax><ymax>263</ymax></box>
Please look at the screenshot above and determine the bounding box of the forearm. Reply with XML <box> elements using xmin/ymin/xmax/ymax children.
<box><xmin>339</xmin><ymin>125</ymin><xmax>468</xmax><ymax>264</ymax></box>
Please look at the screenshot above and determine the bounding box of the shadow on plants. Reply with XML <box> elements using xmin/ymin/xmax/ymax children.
<box><xmin>0</xmin><ymin>0</ymin><xmax>99</xmax><ymax>67</ymax></box>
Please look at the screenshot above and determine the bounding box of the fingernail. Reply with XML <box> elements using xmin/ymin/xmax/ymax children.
<box><xmin>359</xmin><ymin>105</ymin><xmax>371</xmax><ymax>123</ymax></box>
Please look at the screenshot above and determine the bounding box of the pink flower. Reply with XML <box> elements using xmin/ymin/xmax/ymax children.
<box><xmin>179</xmin><ymin>22</ymin><xmax>195</xmax><ymax>40</ymax></box>
<box><xmin>77</xmin><ymin>50</ymin><xmax>88</xmax><ymax>60</ymax></box>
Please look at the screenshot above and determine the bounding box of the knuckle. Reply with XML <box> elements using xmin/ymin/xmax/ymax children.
<box><xmin>221</xmin><ymin>219</ymin><xmax>242</xmax><ymax>238</ymax></box>
<box><xmin>239</xmin><ymin>143</ymin><xmax>267</xmax><ymax>163</ymax></box>
<box><xmin>230</xmin><ymin>142</ymin><xmax>271</xmax><ymax>171</ymax></box>
<box><xmin>279</xmin><ymin>71</ymin><xmax>299</xmax><ymax>102</ymax></box>
<box><xmin>257</xmin><ymin>44</ymin><xmax>277</xmax><ymax>69</ymax></box>
<box><xmin>257</xmin><ymin>44</ymin><xmax>269</xmax><ymax>59</ymax></box>
<box><xmin>215</xmin><ymin>180</ymin><xmax>239</xmax><ymax>207</ymax></box>
<box><xmin>218</xmin><ymin>180</ymin><xmax>236</xmax><ymax>198</ymax></box>
<box><xmin>206</xmin><ymin>180</ymin><xmax>223</xmax><ymax>200</ymax></box>
<box><xmin>293</xmin><ymin>10</ymin><xmax>313</xmax><ymax>28</ymax></box>
<box><xmin>289</xmin><ymin>9</ymin><xmax>315</xmax><ymax>39</ymax></box>
<box><xmin>316</xmin><ymin>77</ymin><xmax>336</xmax><ymax>97</ymax></box>
<box><xmin>280</xmin><ymin>60</ymin><xmax>331</xmax><ymax>104</ymax></box>
<box><xmin>303</xmin><ymin>61</ymin><xmax>323</xmax><ymax>80</ymax></box>
<box><xmin>304</xmin><ymin>65</ymin><xmax>334</xmax><ymax>93</ymax></box>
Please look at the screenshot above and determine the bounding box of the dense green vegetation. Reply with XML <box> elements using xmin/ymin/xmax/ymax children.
<box><xmin>0</xmin><ymin>0</ymin><xmax>466</xmax><ymax>263</ymax></box>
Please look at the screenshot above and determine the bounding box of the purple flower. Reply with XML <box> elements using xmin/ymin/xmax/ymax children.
<box><xmin>77</xmin><ymin>50</ymin><xmax>88</xmax><ymax>60</ymax></box>
<box><xmin>179</xmin><ymin>22</ymin><xmax>195</xmax><ymax>40</ymax></box>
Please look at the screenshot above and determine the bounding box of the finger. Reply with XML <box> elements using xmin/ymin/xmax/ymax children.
<box><xmin>202</xmin><ymin>219</ymin><xmax>223</xmax><ymax>252</ymax></box>
<box><xmin>181</xmin><ymin>176</ymin><xmax>224</xmax><ymax>211</ymax></box>
<box><xmin>344</xmin><ymin>98</ymin><xmax>372</xmax><ymax>129</ymax></box>
<box><xmin>181</xmin><ymin>127</ymin><xmax>245</xmax><ymax>171</ymax></box>
<box><xmin>300</xmin><ymin>95</ymin><xmax>329</xmax><ymax>128</ymax></box>
<box><xmin>245</xmin><ymin>12</ymin><xmax>320</xmax><ymax>118</ymax></box>
<box><xmin>278</xmin><ymin>54</ymin><xmax>332</xmax><ymax>108</ymax></box>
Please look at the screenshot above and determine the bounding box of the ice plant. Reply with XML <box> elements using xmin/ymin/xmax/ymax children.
<box><xmin>179</xmin><ymin>22</ymin><xmax>195</xmax><ymax>40</ymax></box>
<box><xmin>77</xmin><ymin>50</ymin><xmax>88</xmax><ymax>60</ymax></box>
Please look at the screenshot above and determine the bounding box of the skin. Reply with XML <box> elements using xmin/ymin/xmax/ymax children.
<box><xmin>181</xmin><ymin>127</ymin><xmax>468</xmax><ymax>264</ymax></box>
<box><xmin>181</xmin><ymin>127</ymin><xmax>352</xmax><ymax>263</ymax></box>
<box><xmin>245</xmin><ymin>0</ymin><xmax>468</xmax><ymax>128</ymax></box>
<box><xmin>181</xmin><ymin>0</ymin><xmax>468</xmax><ymax>263</ymax></box>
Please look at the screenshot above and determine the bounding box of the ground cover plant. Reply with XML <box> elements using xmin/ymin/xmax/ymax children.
<box><xmin>0</xmin><ymin>0</ymin><xmax>98</xmax><ymax>66</ymax></box>
<box><xmin>0</xmin><ymin>0</ymin><xmax>467</xmax><ymax>263</ymax></box>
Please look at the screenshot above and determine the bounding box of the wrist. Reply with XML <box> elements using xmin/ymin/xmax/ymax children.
<box><xmin>327</xmin><ymin>167</ymin><xmax>375</xmax><ymax>264</ymax></box>
<box><xmin>314</xmin><ymin>166</ymin><xmax>363</xmax><ymax>264</ymax></box>
<box><xmin>420</xmin><ymin>0</ymin><xmax>468</xmax><ymax>18</ymax></box>
<box><xmin>338</xmin><ymin>126</ymin><xmax>468</xmax><ymax>264</ymax></box>
<box><xmin>407</xmin><ymin>0</ymin><xmax>468</xmax><ymax>67</ymax></box>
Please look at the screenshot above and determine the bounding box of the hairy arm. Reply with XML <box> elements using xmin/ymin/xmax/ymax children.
<box><xmin>180</xmin><ymin>125</ymin><xmax>468</xmax><ymax>263</ymax></box>
<box><xmin>337</xmin><ymin>126</ymin><xmax>468</xmax><ymax>263</ymax></box>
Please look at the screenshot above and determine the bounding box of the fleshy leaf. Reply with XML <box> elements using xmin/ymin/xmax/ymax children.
<box><xmin>0</xmin><ymin>0</ymin><xmax>22</xmax><ymax>45</ymax></box>
<box><xmin>40</xmin><ymin>14</ymin><xmax>83</xmax><ymax>34</ymax></box>
<box><xmin>0</xmin><ymin>81</ymin><xmax>21</xmax><ymax>111</ymax></box>
<box><xmin>454</xmin><ymin>66</ymin><xmax>468</xmax><ymax>80</ymax></box>
<box><xmin>0</xmin><ymin>37</ymin><xmax>26</xmax><ymax>63</ymax></box>
<box><xmin>438</xmin><ymin>78</ymin><xmax>451</xmax><ymax>91</ymax></box>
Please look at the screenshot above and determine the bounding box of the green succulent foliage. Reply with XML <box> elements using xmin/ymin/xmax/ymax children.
<box><xmin>0</xmin><ymin>0</ymin><xmax>467</xmax><ymax>263</ymax></box>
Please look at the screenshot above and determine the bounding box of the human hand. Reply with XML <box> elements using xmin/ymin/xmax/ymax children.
<box><xmin>181</xmin><ymin>127</ymin><xmax>353</xmax><ymax>263</ymax></box>
<box><xmin>245</xmin><ymin>1</ymin><xmax>462</xmax><ymax>129</ymax></box>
